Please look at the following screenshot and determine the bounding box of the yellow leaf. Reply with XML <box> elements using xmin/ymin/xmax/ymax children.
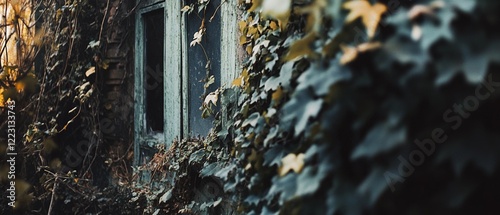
<box><xmin>232</xmin><ymin>69</ymin><xmax>249</xmax><ymax>87</ymax></box>
<box><xmin>340</xmin><ymin>44</ymin><xmax>358</xmax><ymax>65</ymax></box>
<box><xmin>257</xmin><ymin>24</ymin><xmax>265</xmax><ymax>33</ymax></box>
<box><xmin>408</xmin><ymin>5</ymin><xmax>434</xmax><ymax>20</ymax></box>
<box><xmin>15</xmin><ymin>81</ymin><xmax>25</xmax><ymax>92</ymax></box>
<box><xmin>269</xmin><ymin>21</ymin><xmax>279</xmax><ymax>31</ymax></box>
<box><xmin>246</xmin><ymin>45</ymin><xmax>253</xmax><ymax>55</ymax></box>
<box><xmin>284</xmin><ymin>32</ymin><xmax>317</xmax><ymax>61</ymax></box>
<box><xmin>85</xmin><ymin>66</ymin><xmax>96</xmax><ymax>77</ymax></box>
<box><xmin>262</xmin><ymin>0</ymin><xmax>291</xmax><ymax>28</ymax></box>
<box><xmin>240</xmin><ymin>35</ymin><xmax>247</xmax><ymax>45</ymax></box>
<box><xmin>239</xmin><ymin>20</ymin><xmax>247</xmax><ymax>32</ymax></box>
<box><xmin>247</xmin><ymin>26</ymin><xmax>258</xmax><ymax>36</ymax></box>
<box><xmin>343</xmin><ymin>0</ymin><xmax>387</xmax><ymax>38</ymax></box>
<box><xmin>278</xmin><ymin>153</ymin><xmax>305</xmax><ymax>176</ymax></box>
<box><xmin>340</xmin><ymin>42</ymin><xmax>382</xmax><ymax>65</ymax></box>
<box><xmin>0</xmin><ymin>88</ymin><xmax>4</xmax><ymax>106</ymax></box>
<box><xmin>232</xmin><ymin>77</ymin><xmax>243</xmax><ymax>87</ymax></box>
<box><xmin>248</xmin><ymin>0</ymin><xmax>262</xmax><ymax>12</ymax></box>
<box><xmin>74</xmin><ymin>178</ymin><xmax>79</xmax><ymax>183</ymax></box>
<box><xmin>272</xmin><ymin>87</ymin><xmax>283</xmax><ymax>102</ymax></box>
<box><xmin>356</xmin><ymin>41</ymin><xmax>382</xmax><ymax>52</ymax></box>
<box><xmin>181</xmin><ymin>5</ymin><xmax>191</xmax><ymax>12</ymax></box>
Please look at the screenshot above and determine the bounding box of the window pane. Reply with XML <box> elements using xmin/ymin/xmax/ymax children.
<box><xmin>187</xmin><ymin>0</ymin><xmax>221</xmax><ymax>136</ymax></box>
<box><xmin>144</xmin><ymin>9</ymin><xmax>164</xmax><ymax>132</ymax></box>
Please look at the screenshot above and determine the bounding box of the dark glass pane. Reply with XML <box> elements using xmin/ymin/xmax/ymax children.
<box><xmin>144</xmin><ymin>9</ymin><xmax>164</xmax><ymax>132</ymax></box>
<box><xmin>187</xmin><ymin>0</ymin><xmax>221</xmax><ymax>136</ymax></box>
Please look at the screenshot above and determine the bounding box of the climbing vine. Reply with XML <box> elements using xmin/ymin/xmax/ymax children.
<box><xmin>193</xmin><ymin>0</ymin><xmax>500</xmax><ymax>214</ymax></box>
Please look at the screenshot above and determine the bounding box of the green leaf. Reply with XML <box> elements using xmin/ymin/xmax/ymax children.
<box><xmin>189</xmin><ymin>149</ymin><xmax>206</xmax><ymax>164</ymax></box>
<box><xmin>268</xmin><ymin>174</ymin><xmax>297</xmax><ymax>204</ymax></box>
<box><xmin>159</xmin><ymin>188</ymin><xmax>173</xmax><ymax>203</ymax></box>
<box><xmin>263</xmin><ymin>145</ymin><xmax>285</xmax><ymax>166</ymax></box>
<box><xmin>200</xmin><ymin>162</ymin><xmax>223</xmax><ymax>178</ymax></box>
<box><xmin>419</xmin><ymin>7</ymin><xmax>455</xmax><ymax>50</ymax></box>
<box><xmin>296</xmin><ymin>60</ymin><xmax>351</xmax><ymax>96</ymax></box>
<box><xmin>351</xmin><ymin>116</ymin><xmax>407</xmax><ymax>159</ymax></box>
<box><xmin>264</xmin><ymin>61</ymin><xmax>294</xmax><ymax>91</ymax></box>
<box><xmin>242</xmin><ymin>112</ymin><xmax>261</xmax><ymax>128</ymax></box>
<box><xmin>357</xmin><ymin>167</ymin><xmax>388</xmax><ymax>205</ymax></box>
<box><xmin>281</xmin><ymin>90</ymin><xmax>323</xmax><ymax>136</ymax></box>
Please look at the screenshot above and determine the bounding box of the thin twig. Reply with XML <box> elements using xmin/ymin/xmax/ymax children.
<box><xmin>47</xmin><ymin>174</ymin><xmax>58</xmax><ymax>215</ymax></box>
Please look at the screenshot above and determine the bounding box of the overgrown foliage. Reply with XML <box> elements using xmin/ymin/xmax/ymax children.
<box><xmin>1</xmin><ymin>0</ymin><xmax>137</xmax><ymax>214</ymax></box>
<box><xmin>189</xmin><ymin>0</ymin><xmax>500</xmax><ymax>214</ymax></box>
<box><xmin>3</xmin><ymin>0</ymin><xmax>500</xmax><ymax>214</ymax></box>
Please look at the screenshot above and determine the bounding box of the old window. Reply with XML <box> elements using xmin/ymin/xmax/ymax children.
<box><xmin>134</xmin><ymin>1</ymin><xmax>165</xmax><ymax>165</ymax></box>
<box><xmin>134</xmin><ymin>0</ymin><xmax>239</xmax><ymax>165</ymax></box>
<box><xmin>144</xmin><ymin>9</ymin><xmax>164</xmax><ymax>133</ymax></box>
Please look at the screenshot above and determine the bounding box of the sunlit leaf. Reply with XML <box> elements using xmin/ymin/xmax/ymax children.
<box><xmin>85</xmin><ymin>66</ymin><xmax>95</xmax><ymax>77</ymax></box>
<box><xmin>343</xmin><ymin>0</ymin><xmax>387</xmax><ymax>38</ymax></box>
<box><xmin>284</xmin><ymin>32</ymin><xmax>317</xmax><ymax>61</ymax></box>
<box><xmin>261</xmin><ymin>0</ymin><xmax>291</xmax><ymax>27</ymax></box>
<box><xmin>278</xmin><ymin>153</ymin><xmax>305</xmax><ymax>176</ymax></box>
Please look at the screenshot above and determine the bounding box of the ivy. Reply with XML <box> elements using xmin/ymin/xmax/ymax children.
<box><xmin>196</xmin><ymin>0</ymin><xmax>500</xmax><ymax>214</ymax></box>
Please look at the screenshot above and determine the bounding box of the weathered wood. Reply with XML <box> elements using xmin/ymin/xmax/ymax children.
<box><xmin>164</xmin><ymin>1</ymin><xmax>183</xmax><ymax>146</ymax></box>
<box><xmin>133</xmin><ymin>5</ymin><xmax>145</xmax><ymax>166</ymax></box>
<box><xmin>220</xmin><ymin>0</ymin><xmax>240</xmax><ymax>87</ymax></box>
<box><xmin>182</xmin><ymin>12</ymin><xmax>190</xmax><ymax>139</ymax></box>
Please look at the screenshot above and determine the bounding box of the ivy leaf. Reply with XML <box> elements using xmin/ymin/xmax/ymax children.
<box><xmin>85</xmin><ymin>66</ymin><xmax>95</xmax><ymax>77</ymax></box>
<box><xmin>263</xmin><ymin>125</ymin><xmax>279</xmax><ymax>147</ymax></box>
<box><xmin>278</xmin><ymin>153</ymin><xmax>305</xmax><ymax>176</ymax></box>
<box><xmin>244</xmin><ymin>195</ymin><xmax>261</xmax><ymax>206</ymax></box>
<box><xmin>232</xmin><ymin>69</ymin><xmax>249</xmax><ymax>87</ymax></box>
<box><xmin>297</xmin><ymin>60</ymin><xmax>351</xmax><ymax>96</ymax></box>
<box><xmin>339</xmin><ymin>42</ymin><xmax>382</xmax><ymax>65</ymax></box>
<box><xmin>263</xmin><ymin>145</ymin><xmax>285</xmax><ymax>166</ymax></box>
<box><xmin>351</xmin><ymin>115</ymin><xmax>407</xmax><ymax>159</ymax></box>
<box><xmin>262</xmin><ymin>207</ymin><xmax>279</xmax><ymax>215</ymax></box>
<box><xmin>327</xmin><ymin>178</ymin><xmax>364</xmax><ymax>215</ymax></box>
<box><xmin>242</xmin><ymin>112</ymin><xmax>260</xmax><ymax>128</ymax></box>
<box><xmin>435</xmin><ymin>127</ymin><xmax>500</xmax><ymax>175</ymax></box>
<box><xmin>214</xmin><ymin>163</ymin><xmax>236</xmax><ymax>180</ymax></box>
<box><xmin>261</xmin><ymin>0</ymin><xmax>292</xmax><ymax>27</ymax></box>
<box><xmin>281</xmin><ymin>90</ymin><xmax>323</xmax><ymax>135</ymax></box>
<box><xmin>264</xmin><ymin>61</ymin><xmax>294</xmax><ymax>91</ymax></box>
<box><xmin>200</xmin><ymin>162</ymin><xmax>222</xmax><ymax>178</ymax></box>
<box><xmin>204</xmin><ymin>91</ymin><xmax>218</xmax><ymax>106</ymax></box>
<box><xmin>343</xmin><ymin>0</ymin><xmax>387</xmax><ymax>38</ymax></box>
<box><xmin>418</xmin><ymin>7</ymin><xmax>455</xmax><ymax>50</ymax></box>
<box><xmin>357</xmin><ymin>167</ymin><xmax>388</xmax><ymax>205</ymax></box>
<box><xmin>159</xmin><ymin>188</ymin><xmax>173</xmax><ymax>203</ymax></box>
<box><xmin>189</xmin><ymin>149</ymin><xmax>205</xmax><ymax>164</ymax></box>
<box><xmin>379</xmin><ymin>34</ymin><xmax>428</xmax><ymax>72</ymax></box>
<box><xmin>268</xmin><ymin>174</ymin><xmax>297</xmax><ymax>204</ymax></box>
<box><xmin>284</xmin><ymin>32</ymin><xmax>317</xmax><ymax>61</ymax></box>
<box><xmin>295</xmin><ymin>161</ymin><xmax>333</xmax><ymax>197</ymax></box>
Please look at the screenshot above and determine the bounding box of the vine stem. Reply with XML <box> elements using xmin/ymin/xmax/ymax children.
<box><xmin>99</xmin><ymin>0</ymin><xmax>110</xmax><ymax>41</ymax></box>
<box><xmin>47</xmin><ymin>174</ymin><xmax>58</xmax><ymax>215</ymax></box>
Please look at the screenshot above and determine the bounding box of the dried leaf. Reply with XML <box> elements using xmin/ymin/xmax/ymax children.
<box><xmin>279</xmin><ymin>153</ymin><xmax>305</xmax><ymax>176</ymax></box>
<box><xmin>284</xmin><ymin>32</ymin><xmax>317</xmax><ymax>61</ymax></box>
<box><xmin>343</xmin><ymin>0</ymin><xmax>387</xmax><ymax>38</ymax></box>
<box><xmin>85</xmin><ymin>66</ymin><xmax>95</xmax><ymax>77</ymax></box>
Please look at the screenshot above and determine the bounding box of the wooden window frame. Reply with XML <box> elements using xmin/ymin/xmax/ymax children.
<box><xmin>134</xmin><ymin>0</ymin><xmax>238</xmax><ymax>165</ymax></box>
